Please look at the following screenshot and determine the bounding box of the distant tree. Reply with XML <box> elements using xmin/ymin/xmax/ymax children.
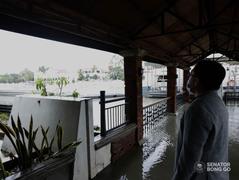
<box><xmin>85</xmin><ymin>74</ymin><xmax>90</xmax><ymax>81</ymax></box>
<box><xmin>77</xmin><ymin>69</ymin><xmax>85</xmax><ymax>81</ymax></box>
<box><xmin>0</xmin><ymin>75</ymin><xmax>8</xmax><ymax>83</ymax></box>
<box><xmin>108</xmin><ymin>66</ymin><xmax>124</xmax><ymax>80</ymax></box>
<box><xmin>108</xmin><ymin>55</ymin><xmax>124</xmax><ymax>80</ymax></box>
<box><xmin>38</xmin><ymin>66</ymin><xmax>49</xmax><ymax>74</ymax></box>
<box><xmin>0</xmin><ymin>74</ymin><xmax>24</xmax><ymax>83</ymax></box>
<box><xmin>20</xmin><ymin>68</ymin><xmax>34</xmax><ymax>81</ymax></box>
<box><xmin>92</xmin><ymin>74</ymin><xmax>99</xmax><ymax>80</ymax></box>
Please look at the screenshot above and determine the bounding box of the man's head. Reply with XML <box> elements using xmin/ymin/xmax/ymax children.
<box><xmin>187</xmin><ymin>60</ymin><xmax>226</xmax><ymax>95</ymax></box>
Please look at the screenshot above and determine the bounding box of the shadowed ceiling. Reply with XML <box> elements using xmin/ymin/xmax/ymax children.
<box><xmin>0</xmin><ymin>0</ymin><xmax>239</xmax><ymax>68</ymax></box>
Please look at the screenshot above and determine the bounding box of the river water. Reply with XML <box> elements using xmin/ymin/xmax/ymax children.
<box><xmin>0</xmin><ymin>81</ymin><xmax>162</xmax><ymax>127</ymax></box>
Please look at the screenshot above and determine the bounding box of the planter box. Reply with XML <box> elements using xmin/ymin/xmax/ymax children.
<box><xmin>5</xmin><ymin>151</ymin><xmax>75</xmax><ymax>180</ymax></box>
<box><xmin>1</xmin><ymin>95</ymin><xmax>95</xmax><ymax>180</ymax></box>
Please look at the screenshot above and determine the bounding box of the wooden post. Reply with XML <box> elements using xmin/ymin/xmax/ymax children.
<box><xmin>167</xmin><ymin>66</ymin><xmax>177</xmax><ymax>113</ymax></box>
<box><xmin>124</xmin><ymin>55</ymin><xmax>143</xmax><ymax>142</ymax></box>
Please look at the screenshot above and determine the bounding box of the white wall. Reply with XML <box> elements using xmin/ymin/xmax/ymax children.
<box><xmin>2</xmin><ymin>95</ymin><xmax>113</xmax><ymax>180</ymax></box>
<box><xmin>2</xmin><ymin>95</ymin><xmax>92</xmax><ymax>180</ymax></box>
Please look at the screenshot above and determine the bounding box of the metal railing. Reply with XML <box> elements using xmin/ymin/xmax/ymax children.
<box><xmin>143</xmin><ymin>98</ymin><xmax>168</xmax><ymax>135</ymax></box>
<box><xmin>176</xmin><ymin>93</ymin><xmax>184</xmax><ymax>108</ymax></box>
<box><xmin>0</xmin><ymin>104</ymin><xmax>12</xmax><ymax>113</ymax></box>
<box><xmin>100</xmin><ymin>91</ymin><xmax>127</xmax><ymax>136</ymax></box>
<box><xmin>223</xmin><ymin>92</ymin><xmax>239</xmax><ymax>104</ymax></box>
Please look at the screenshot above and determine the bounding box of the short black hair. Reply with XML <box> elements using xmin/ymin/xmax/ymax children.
<box><xmin>193</xmin><ymin>60</ymin><xmax>226</xmax><ymax>90</ymax></box>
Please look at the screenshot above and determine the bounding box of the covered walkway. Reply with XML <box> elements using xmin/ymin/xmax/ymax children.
<box><xmin>1</xmin><ymin>0</ymin><xmax>239</xmax><ymax>179</ymax></box>
<box><xmin>94</xmin><ymin>104</ymin><xmax>239</xmax><ymax>180</ymax></box>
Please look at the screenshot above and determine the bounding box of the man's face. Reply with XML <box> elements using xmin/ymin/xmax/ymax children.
<box><xmin>186</xmin><ymin>69</ymin><xmax>199</xmax><ymax>95</ymax></box>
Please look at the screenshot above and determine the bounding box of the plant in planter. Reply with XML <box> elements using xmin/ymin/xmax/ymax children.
<box><xmin>0</xmin><ymin>157</ymin><xmax>10</xmax><ymax>179</ymax></box>
<box><xmin>35</xmin><ymin>78</ymin><xmax>47</xmax><ymax>96</ymax></box>
<box><xmin>0</xmin><ymin>116</ymin><xmax>80</xmax><ymax>178</ymax></box>
<box><xmin>72</xmin><ymin>90</ymin><xmax>79</xmax><ymax>98</ymax></box>
<box><xmin>35</xmin><ymin>76</ymin><xmax>69</xmax><ymax>97</ymax></box>
<box><xmin>0</xmin><ymin>113</ymin><xmax>9</xmax><ymax>125</ymax></box>
<box><xmin>55</xmin><ymin>77</ymin><xmax>69</xmax><ymax>97</ymax></box>
<box><xmin>93</xmin><ymin>126</ymin><xmax>101</xmax><ymax>136</ymax></box>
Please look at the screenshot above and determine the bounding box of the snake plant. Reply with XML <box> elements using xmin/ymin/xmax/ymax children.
<box><xmin>0</xmin><ymin>116</ymin><xmax>81</xmax><ymax>172</ymax></box>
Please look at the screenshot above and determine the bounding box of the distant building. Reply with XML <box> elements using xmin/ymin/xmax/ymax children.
<box><xmin>81</xmin><ymin>68</ymin><xmax>109</xmax><ymax>80</ymax></box>
<box><xmin>142</xmin><ymin>64</ymin><xmax>184</xmax><ymax>93</ymax></box>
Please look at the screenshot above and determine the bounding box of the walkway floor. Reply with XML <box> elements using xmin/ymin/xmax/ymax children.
<box><xmin>93</xmin><ymin>104</ymin><xmax>239</xmax><ymax>180</ymax></box>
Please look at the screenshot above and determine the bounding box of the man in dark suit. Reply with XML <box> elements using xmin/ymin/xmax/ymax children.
<box><xmin>172</xmin><ymin>60</ymin><xmax>229</xmax><ymax>180</ymax></box>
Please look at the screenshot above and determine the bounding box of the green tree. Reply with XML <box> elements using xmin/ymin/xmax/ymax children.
<box><xmin>20</xmin><ymin>68</ymin><xmax>34</xmax><ymax>81</ymax></box>
<box><xmin>0</xmin><ymin>74</ymin><xmax>22</xmax><ymax>83</ymax></box>
<box><xmin>92</xmin><ymin>74</ymin><xmax>99</xmax><ymax>80</ymax></box>
<box><xmin>55</xmin><ymin>76</ymin><xmax>69</xmax><ymax>96</ymax></box>
<box><xmin>85</xmin><ymin>74</ymin><xmax>90</xmax><ymax>81</ymax></box>
<box><xmin>35</xmin><ymin>78</ymin><xmax>47</xmax><ymax>96</ymax></box>
<box><xmin>38</xmin><ymin>66</ymin><xmax>49</xmax><ymax>74</ymax></box>
<box><xmin>108</xmin><ymin>66</ymin><xmax>124</xmax><ymax>80</ymax></box>
<box><xmin>77</xmin><ymin>69</ymin><xmax>85</xmax><ymax>81</ymax></box>
<box><xmin>0</xmin><ymin>75</ymin><xmax>8</xmax><ymax>83</ymax></box>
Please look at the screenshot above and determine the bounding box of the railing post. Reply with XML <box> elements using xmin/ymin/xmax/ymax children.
<box><xmin>100</xmin><ymin>91</ymin><xmax>106</xmax><ymax>136</ymax></box>
<box><xmin>125</xmin><ymin>100</ymin><xmax>128</xmax><ymax>123</ymax></box>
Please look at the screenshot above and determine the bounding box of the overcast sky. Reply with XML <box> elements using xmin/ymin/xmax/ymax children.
<box><xmin>0</xmin><ymin>29</ymin><xmax>119</xmax><ymax>74</ymax></box>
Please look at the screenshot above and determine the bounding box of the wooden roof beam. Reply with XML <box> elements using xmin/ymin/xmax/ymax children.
<box><xmin>167</xmin><ymin>9</ymin><xmax>206</xmax><ymax>52</ymax></box>
<box><xmin>130</xmin><ymin>0</ymin><xmax>177</xmax><ymax>39</ymax></box>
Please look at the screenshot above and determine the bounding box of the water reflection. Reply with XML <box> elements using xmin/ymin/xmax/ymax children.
<box><xmin>227</xmin><ymin>105</ymin><xmax>239</xmax><ymax>144</ymax></box>
<box><xmin>142</xmin><ymin>118</ymin><xmax>171</xmax><ymax>179</ymax></box>
<box><xmin>226</xmin><ymin>104</ymin><xmax>239</xmax><ymax>180</ymax></box>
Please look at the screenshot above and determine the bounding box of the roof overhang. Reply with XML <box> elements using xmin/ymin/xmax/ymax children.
<box><xmin>1</xmin><ymin>0</ymin><xmax>239</xmax><ymax>68</ymax></box>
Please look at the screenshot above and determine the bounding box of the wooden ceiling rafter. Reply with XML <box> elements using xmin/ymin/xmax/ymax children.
<box><xmin>166</xmin><ymin>9</ymin><xmax>206</xmax><ymax>54</ymax></box>
<box><xmin>225</xmin><ymin>5</ymin><xmax>238</xmax><ymax>51</ymax></box>
<box><xmin>130</xmin><ymin>0</ymin><xmax>177</xmax><ymax>39</ymax></box>
<box><xmin>1</xmin><ymin>0</ymin><xmax>239</xmax><ymax>68</ymax></box>
<box><xmin>126</xmin><ymin>0</ymin><xmax>184</xmax><ymax>54</ymax></box>
<box><xmin>0</xmin><ymin>1</ymin><xmax>133</xmax><ymax>49</ymax></box>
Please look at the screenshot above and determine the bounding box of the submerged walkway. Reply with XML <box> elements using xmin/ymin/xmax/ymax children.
<box><xmin>94</xmin><ymin>104</ymin><xmax>239</xmax><ymax>180</ymax></box>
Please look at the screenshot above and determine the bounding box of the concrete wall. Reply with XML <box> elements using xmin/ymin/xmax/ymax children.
<box><xmin>94</xmin><ymin>144</ymin><xmax>111</xmax><ymax>175</ymax></box>
<box><xmin>1</xmin><ymin>95</ymin><xmax>93</xmax><ymax>180</ymax></box>
<box><xmin>1</xmin><ymin>95</ymin><xmax>137</xmax><ymax>180</ymax></box>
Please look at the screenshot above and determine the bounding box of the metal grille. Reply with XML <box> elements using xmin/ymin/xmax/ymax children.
<box><xmin>143</xmin><ymin>99</ymin><xmax>167</xmax><ymax>135</ymax></box>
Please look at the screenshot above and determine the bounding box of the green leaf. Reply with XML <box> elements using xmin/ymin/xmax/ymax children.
<box><xmin>17</xmin><ymin>116</ymin><xmax>25</xmax><ymax>143</ymax></box>
<box><xmin>0</xmin><ymin>121</ymin><xmax>19</xmax><ymax>157</ymax></box>
<box><xmin>49</xmin><ymin>135</ymin><xmax>55</xmax><ymax>154</ymax></box>
<box><xmin>57</xmin><ymin>125</ymin><xmax>63</xmax><ymax>151</ymax></box>
<box><xmin>17</xmin><ymin>116</ymin><xmax>28</xmax><ymax>161</ymax></box>
<box><xmin>41</xmin><ymin>126</ymin><xmax>49</xmax><ymax>149</ymax></box>
<box><xmin>60</xmin><ymin>141</ymin><xmax>81</xmax><ymax>152</ymax></box>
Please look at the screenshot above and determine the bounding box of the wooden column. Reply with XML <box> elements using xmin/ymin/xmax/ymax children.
<box><xmin>124</xmin><ymin>56</ymin><xmax>143</xmax><ymax>142</ymax></box>
<box><xmin>167</xmin><ymin>66</ymin><xmax>177</xmax><ymax>113</ymax></box>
